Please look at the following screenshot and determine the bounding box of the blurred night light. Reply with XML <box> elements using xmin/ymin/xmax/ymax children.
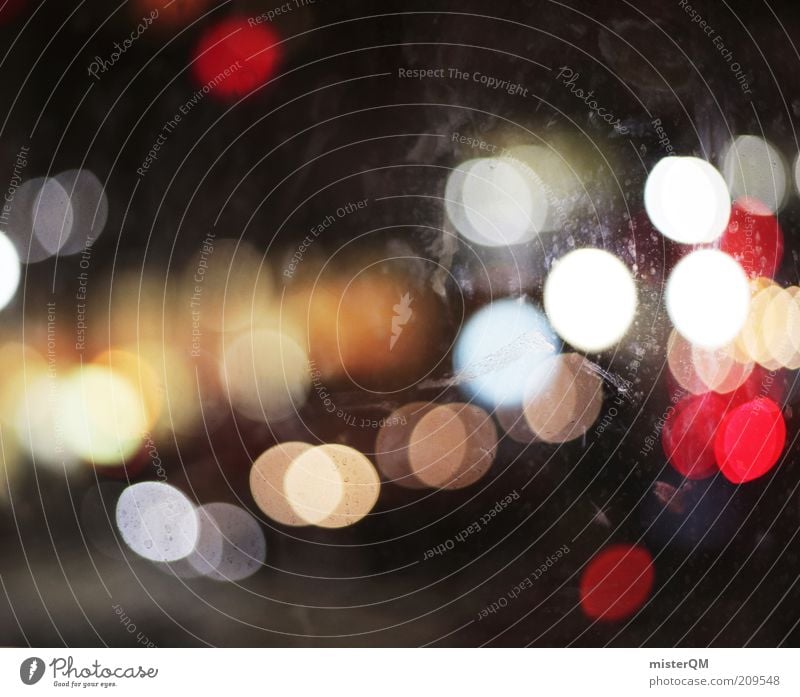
<box><xmin>312</xmin><ymin>444</ymin><xmax>380</xmax><ymax>528</ymax></box>
<box><xmin>250</xmin><ymin>441</ymin><xmax>313</xmax><ymax>526</ymax></box>
<box><xmin>501</xmin><ymin>144</ymin><xmax>580</xmax><ymax>232</ymax></box>
<box><xmin>453</xmin><ymin>298</ymin><xmax>559</xmax><ymax>409</ymax></box>
<box><xmin>4</xmin><ymin>172</ymin><xmax>107</xmax><ymax>265</ymax></box>
<box><xmin>662</xmin><ymin>392</ymin><xmax>726</xmax><ymax>480</ymax></box>
<box><xmin>543</xmin><ymin>248</ymin><xmax>637</xmax><ymax>353</ymax></box>
<box><xmin>445</xmin><ymin>157</ymin><xmax>547</xmax><ymax>247</ymax></box>
<box><xmin>579</xmin><ymin>544</ymin><xmax>655</xmax><ymax>622</ymax></box>
<box><xmin>644</xmin><ymin>156</ymin><xmax>730</xmax><ymax>244</ymax></box>
<box><xmin>722</xmin><ymin>135</ymin><xmax>787</xmax><ymax>214</ymax></box>
<box><xmin>665</xmin><ymin>249</ymin><xmax>750</xmax><ymax>349</ymax></box>
<box><xmin>715</xmin><ymin>397</ymin><xmax>785</xmax><ymax>484</ymax></box>
<box><xmin>116</xmin><ymin>482</ymin><xmax>199</xmax><ymax>562</ymax></box>
<box><xmin>31</xmin><ymin>177</ymin><xmax>73</xmax><ymax>256</ymax></box>
<box><xmin>192</xmin><ymin>17</ymin><xmax>282</xmax><ymax>100</ymax></box>
<box><xmin>375</xmin><ymin>402</ymin><xmax>433</xmax><ymax>489</ymax></box>
<box><xmin>283</xmin><ymin>445</ymin><xmax>344</xmax><ymax>525</ymax></box>
<box><xmin>690</xmin><ymin>341</ymin><xmax>753</xmax><ymax>394</ymax></box>
<box><xmin>191</xmin><ymin>503</ymin><xmax>266</xmax><ymax>582</ymax></box>
<box><xmin>407</xmin><ymin>403</ymin><xmax>496</xmax><ymax>489</ymax></box>
<box><xmin>14</xmin><ymin>374</ymin><xmax>79</xmax><ymax>471</ymax></box>
<box><xmin>61</xmin><ymin>365</ymin><xmax>148</xmax><ymax>465</ymax></box>
<box><xmin>220</xmin><ymin>328</ymin><xmax>310</xmax><ymax>422</ymax></box>
<box><xmin>523</xmin><ymin>353</ymin><xmax>603</xmax><ymax>443</ymax></box>
<box><xmin>737</xmin><ymin>281</ymin><xmax>783</xmax><ymax>369</ymax></box>
<box><xmin>54</xmin><ymin>169</ymin><xmax>109</xmax><ymax>255</ymax></box>
<box><xmin>284</xmin><ymin>444</ymin><xmax>379</xmax><ymax>528</ymax></box>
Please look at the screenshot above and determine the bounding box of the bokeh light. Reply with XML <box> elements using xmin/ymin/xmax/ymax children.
<box><xmin>579</xmin><ymin>544</ymin><xmax>655</xmax><ymax>622</ymax></box>
<box><xmin>690</xmin><ymin>341</ymin><xmax>753</xmax><ymax>394</ymax></box>
<box><xmin>644</xmin><ymin>156</ymin><xmax>730</xmax><ymax>244</ymax></box>
<box><xmin>192</xmin><ymin>17</ymin><xmax>281</xmax><ymax>100</ymax></box>
<box><xmin>727</xmin><ymin>280</ymin><xmax>800</xmax><ymax>371</ymax></box>
<box><xmin>665</xmin><ymin>249</ymin><xmax>750</xmax><ymax>349</ymax></box>
<box><xmin>250</xmin><ymin>441</ymin><xmax>312</xmax><ymax>526</ymax></box>
<box><xmin>31</xmin><ymin>176</ymin><xmax>73</xmax><ymax>256</ymax></box>
<box><xmin>737</xmin><ymin>280</ymin><xmax>783</xmax><ymax>369</ymax></box>
<box><xmin>14</xmin><ymin>373</ymin><xmax>78</xmax><ymax>471</ymax></box>
<box><xmin>54</xmin><ymin>169</ymin><xmax>109</xmax><ymax>255</ymax></box>
<box><xmin>60</xmin><ymin>365</ymin><xmax>148</xmax><ymax>465</ymax></box>
<box><xmin>4</xmin><ymin>178</ymin><xmax>54</xmax><ymax>263</ymax></box>
<box><xmin>313</xmin><ymin>444</ymin><xmax>381</xmax><ymax>528</ymax></box>
<box><xmin>761</xmin><ymin>287</ymin><xmax>800</xmax><ymax>369</ymax></box>
<box><xmin>220</xmin><ymin>328</ymin><xmax>310</xmax><ymax>422</ymax></box>
<box><xmin>181</xmin><ymin>238</ymin><xmax>274</xmax><ymax>335</ymax></box>
<box><xmin>283</xmin><ymin>445</ymin><xmax>344</xmax><ymax>525</ymax></box>
<box><xmin>284</xmin><ymin>444</ymin><xmax>380</xmax><ymax>528</ymax></box>
<box><xmin>408</xmin><ymin>403</ymin><xmax>496</xmax><ymax>489</ymax></box>
<box><xmin>501</xmin><ymin>144</ymin><xmax>581</xmax><ymax>233</ymax></box>
<box><xmin>722</xmin><ymin>135</ymin><xmax>787</xmax><ymax>214</ymax></box>
<box><xmin>523</xmin><ymin>353</ymin><xmax>603</xmax><ymax>443</ymax></box>
<box><xmin>453</xmin><ymin>298</ymin><xmax>559</xmax><ymax>409</ymax></box>
<box><xmin>666</xmin><ymin>329</ymin><xmax>708</xmax><ymax>396</ymax></box>
<box><xmin>191</xmin><ymin>503</ymin><xmax>266</xmax><ymax>582</ymax></box>
<box><xmin>3</xmin><ymin>172</ymin><xmax>107</xmax><ymax>264</ymax></box>
<box><xmin>544</xmin><ymin>248</ymin><xmax>637</xmax><ymax>353</ymax></box>
<box><xmin>375</xmin><ymin>402</ymin><xmax>434</xmax><ymax>489</ymax></box>
<box><xmin>662</xmin><ymin>392</ymin><xmax>726</xmax><ymax>479</ymax></box>
<box><xmin>715</xmin><ymin>397</ymin><xmax>785</xmax><ymax>483</ymax></box>
<box><xmin>445</xmin><ymin>157</ymin><xmax>546</xmax><ymax>247</ymax></box>
<box><xmin>116</xmin><ymin>482</ymin><xmax>199</xmax><ymax>563</ymax></box>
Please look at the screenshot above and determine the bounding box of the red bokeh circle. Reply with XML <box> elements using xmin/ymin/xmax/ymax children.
<box><xmin>580</xmin><ymin>544</ymin><xmax>655</xmax><ymax>622</ymax></box>
<box><xmin>192</xmin><ymin>17</ymin><xmax>281</xmax><ymax>100</ymax></box>
<box><xmin>662</xmin><ymin>392</ymin><xmax>727</xmax><ymax>479</ymax></box>
<box><xmin>714</xmin><ymin>397</ymin><xmax>785</xmax><ymax>483</ymax></box>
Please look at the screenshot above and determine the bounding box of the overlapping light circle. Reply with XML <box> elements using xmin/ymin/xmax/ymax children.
<box><xmin>408</xmin><ymin>403</ymin><xmax>497</xmax><ymax>489</ymax></box>
<box><xmin>522</xmin><ymin>353</ymin><xmax>603</xmax><ymax>443</ymax></box>
<box><xmin>3</xmin><ymin>170</ymin><xmax>107</xmax><ymax>264</ymax></box>
<box><xmin>270</xmin><ymin>444</ymin><xmax>380</xmax><ymax>528</ymax></box>
<box><xmin>445</xmin><ymin>157</ymin><xmax>547</xmax><ymax>247</ymax></box>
